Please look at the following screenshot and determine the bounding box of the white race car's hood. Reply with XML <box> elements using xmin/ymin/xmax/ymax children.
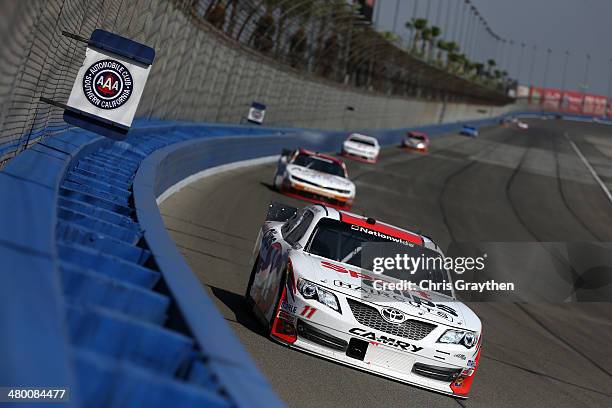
<box><xmin>287</xmin><ymin>164</ymin><xmax>354</xmax><ymax>191</ymax></box>
<box><xmin>291</xmin><ymin>252</ymin><xmax>480</xmax><ymax>331</ymax></box>
<box><xmin>343</xmin><ymin>140</ymin><xmax>380</xmax><ymax>154</ymax></box>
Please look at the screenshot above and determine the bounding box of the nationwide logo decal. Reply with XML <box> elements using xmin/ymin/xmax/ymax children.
<box><xmin>82</xmin><ymin>59</ymin><xmax>133</xmax><ymax>109</ymax></box>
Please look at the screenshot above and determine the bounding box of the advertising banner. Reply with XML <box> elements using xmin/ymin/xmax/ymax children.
<box><xmin>560</xmin><ymin>90</ymin><xmax>584</xmax><ymax>114</ymax></box>
<box><xmin>247</xmin><ymin>102</ymin><xmax>267</xmax><ymax>125</ymax></box>
<box><xmin>582</xmin><ymin>94</ymin><xmax>607</xmax><ymax>116</ymax></box>
<box><xmin>529</xmin><ymin>86</ymin><xmax>543</xmax><ymax>103</ymax></box>
<box><xmin>516</xmin><ymin>85</ymin><xmax>530</xmax><ymax>98</ymax></box>
<box><xmin>542</xmin><ymin>88</ymin><xmax>562</xmax><ymax>110</ymax></box>
<box><xmin>64</xmin><ymin>29</ymin><xmax>155</xmax><ymax>140</ymax></box>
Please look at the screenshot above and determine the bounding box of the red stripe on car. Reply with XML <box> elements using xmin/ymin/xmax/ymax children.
<box><xmin>340</xmin><ymin>213</ymin><xmax>423</xmax><ymax>245</ymax></box>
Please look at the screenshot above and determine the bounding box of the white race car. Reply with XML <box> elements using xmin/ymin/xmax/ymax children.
<box><xmin>245</xmin><ymin>203</ymin><xmax>482</xmax><ymax>398</ymax></box>
<box><xmin>341</xmin><ymin>133</ymin><xmax>380</xmax><ymax>163</ymax></box>
<box><xmin>273</xmin><ymin>149</ymin><xmax>355</xmax><ymax>210</ymax></box>
<box><xmin>511</xmin><ymin>117</ymin><xmax>529</xmax><ymax>129</ymax></box>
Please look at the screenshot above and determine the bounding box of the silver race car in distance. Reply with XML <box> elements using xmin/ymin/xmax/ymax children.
<box><xmin>341</xmin><ymin>133</ymin><xmax>380</xmax><ymax>163</ymax></box>
<box><xmin>245</xmin><ymin>203</ymin><xmax>483</xmax><ymax>398</ymax></box>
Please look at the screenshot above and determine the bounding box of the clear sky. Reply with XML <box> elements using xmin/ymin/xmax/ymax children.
<box><xmin>373</xmin><ymin>0</ymin><xmax>612</xmax><ymax>95</ymax></box>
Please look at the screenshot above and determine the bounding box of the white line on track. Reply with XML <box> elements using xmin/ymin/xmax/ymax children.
<box><xmin>156</xmin><ymin>155</ymin><xmax>279</xmax><ymax>205</ymax></box>
<box><xmin>565</xmin><ymin>132</ymin><xmax>612</xmax><ymax>205</ymax></box>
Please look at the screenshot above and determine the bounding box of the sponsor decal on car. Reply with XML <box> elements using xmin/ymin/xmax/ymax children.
<box><xmin>326</xmin><ymin>260</ymin><xmax>460</xmax><ymax>319</ymax></box>
<box><xmin>281</xmin><ymin>299</ymin><xmax>297</xmax><ymax>314</ymax></box>
<box><xmin>82</xmin><ymin>59</ymin><xmax>133</xmax><ymax>109</ymax></box>
<box><xmin>349</xmin><ymin>328</ymin><xmax>424</xmax><ymax>353</ymax></box>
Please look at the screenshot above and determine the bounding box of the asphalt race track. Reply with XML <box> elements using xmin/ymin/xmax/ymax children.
<box><xmin>160</xmin><ymin>119</ymin><xmax>612</xmax><ymax>407</ymax></box>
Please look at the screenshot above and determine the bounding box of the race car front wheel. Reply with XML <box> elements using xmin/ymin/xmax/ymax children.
<box><xmin>268</xmin><ymin>265</ymin><xmax>297</xmax><ymax>344</ymax></box>
<box><xmin>273</xmin><ymin>174</ymin><xmax>284</xmax><ymax>191</ymax></box>
<box><xmin>244</xmin><ymin>255</ymin><xmax>261</xmax><ymax>313</ymax></box>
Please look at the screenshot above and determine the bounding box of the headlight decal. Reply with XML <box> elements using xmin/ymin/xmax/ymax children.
<box><xmin>297</xmin><ymin>278</ymin><xmax>342</xmax><ymax>313</ymax></box>
<box><xmin>437</xmin><ymin>329</ymin><xmax>478</xmax><ymax>348</ymax></box>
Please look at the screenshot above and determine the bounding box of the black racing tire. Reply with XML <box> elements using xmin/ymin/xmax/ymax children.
<box><xmin>267</xmin><ymin>265</ymin><xmax>289</xmax><ymax>334</ymax></box>
<box><xmin>244</xmin><ymin>255</ymin><xmax>260</xmax><ymax>310</ymax></box>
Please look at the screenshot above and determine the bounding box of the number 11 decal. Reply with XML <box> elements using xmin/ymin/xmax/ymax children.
<box><xmin>300</xmin><ymin>305</ymin><xmax>317</xmax><ymax>319</ymax></box>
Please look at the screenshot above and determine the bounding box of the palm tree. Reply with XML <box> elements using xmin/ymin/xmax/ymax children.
<box><xmin>405</xmin><ymin>18</ymin><xmax>428</xmax><ymax>52</ymax></box>
<box><xmin>445</xmin><ymin>42</ymin><xmax>459</xmax><ymax>69</ymax></box>
<box><xmin>420</xmin><ymin>27</ymin><xmax>431</xmax><ymax>57</ymax></box>
<box><xmin>436</xmin><ymin>40</ymin><xmax>447</xmax><ymax>65</ymax></box>
<box><xmin>428</xmin><ymin>26</ymin><xmax>441</xmax><ymax>61</ymax></box>
<box><xmin>487</xmin><ymin>58</ymin><xmax>496</xmax><ymax>75</ymax></box>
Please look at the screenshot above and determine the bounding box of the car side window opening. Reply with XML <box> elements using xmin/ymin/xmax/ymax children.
<box><xmin>350</xmin><ymin>137</ymin><xmax>376</xmax><ymax>146</ymax></box>
<box><xmin>281</xmin><ymin>210</ymin><xmax>314</xmax><ymax>244</ymax></box>
<box><xmin>281</xmin><ymin>211</ymin><xmax>302</xmax><ymax>238</ymax></box>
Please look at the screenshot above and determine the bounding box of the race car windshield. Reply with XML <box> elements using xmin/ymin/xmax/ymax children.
<box><xmin>292</xmin><ymin>154</ymin><xmax>345</xmax><ymax>177</ymax></box>
<box><xmin>306</xmin><ymin>219</ymin><xmax>451</xmax><ymax>296</ymax></box>
<box><xmin>408</xmin><ymin>134</ymin><xmax>425</xmax><ymax>141</ymax></box>
<box><xmin>349</xmin><ymin>137</ymin><xmax>376</xmax><ymax>146</ymax></box>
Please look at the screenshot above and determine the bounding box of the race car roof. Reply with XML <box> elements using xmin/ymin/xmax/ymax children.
<box><xmin>407</xmin><ymin>131</ymin><xmax>428</xmax><ymax>138</ymax></box>
<box><xmin>347</xmin><ymin>133</ymin><xmax>378</xmax><ymax>143</ymax></box>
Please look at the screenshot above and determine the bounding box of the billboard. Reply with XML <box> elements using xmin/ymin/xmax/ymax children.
<box><xmin>516</xmin><ymin>85</ymin><xmax>530</xmax><ymax>98</ymax></box>
<box><xmin>582</xmin><ymin>94</ymin><xmax>607</xmax><ymax>116</ymax></box>
<box><xmin>529</xmin><ymin>86</ymin><xmax>609</xmax><ymax>117</ymax></box>
<box><xmin>542</xmin><ymin>88</ymin><xmax>562</xmax><ymax>110</ymax></box>
<box><xmin>559</xmin><ymin>91</ymin><xmax>584</xmax><ymax>113</ymax></box>
<box><xmin>529</xmin><ymin>86</ymin><xmax>543</xmax><ymax>103</ymax></box>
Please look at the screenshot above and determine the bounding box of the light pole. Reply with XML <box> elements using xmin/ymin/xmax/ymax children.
<box><xmin>467</xmin><ymin>6</ymin><xmax>478</xmax><ymax>59</ymax></box>
<box><xmin>583</xmin><ymin>53</ymin><xmax>591</xmax><ymax>92</ymax></box>
<box><xmin>517</xmin><ymin>42</ymin><xmax>526</xmax><ymax>83</ymax></box>
<box><xmin>543</xmin><ymin>48</ymin><xmax>552</xmax><ymax>89</ymax></box>
<box><xmin>435</xmin><ymin>0</ymin><xmax>443</xmax><ymax>27</ymax></box>
<box><xmin>581</xmin><ymin>53</ymin><xmax>591</xmax><ymax>113</ymax></box>
<box><xmin>392</xmin><ymin>0</ymin><xmax>400</xmax><ymax>33</ymax></box>
<box><xmin>450</xmin><ymin>0</ymin><xmax>459</xmax><ymax>43</ymax></box>
<box><xmin>408</xmin><ymin>0</ymin><xmax>420</xmax><ymax>49</ymax></box>
<box><xmin>558</xmin><ymin>50</ymin><xmax>570</xmax><ymax>110</ymax></box>
<box><xmin>606</xmin><ymin>58</ymin><xmax>612</xmax><ymax>116</ymax></box>
<box><xmin>444</xmin><ymin>0</ymin><xmax>451</xmax><ymax>38</ymax></box>
<box><xmin>457</xmin><ymin>0</ymin><xmax>467</xmax><ymax>51</ymax></box>
<box><xmin>528</xmin><ymin>45</ymin><xmax>537</xmax><ymax>88</ymax></box>
<box><xmin>560</xmin><ymin>50</ymin><xmax>570</xmax><ymax>91</ymax></box>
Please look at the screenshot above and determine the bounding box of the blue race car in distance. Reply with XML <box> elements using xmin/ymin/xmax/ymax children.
<box><xmin>459</xmin><ymin>124</ymin><xmax>478</xmax><ymax>137</ymax></box>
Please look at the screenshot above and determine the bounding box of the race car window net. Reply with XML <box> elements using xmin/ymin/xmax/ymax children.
<box><xmin>292</xmin><ymin>154</ymin><xmax>346</xmax><ymax>178</ymax></box>
<box><xmin>281</xmin><ymin>209</ymin><xmax>304</xmax><ymax>238</ymax></box>
<box><xmin>284</xmin><ymin>210</ymin><xmax>314</xmax><ymax>245</ymax></box>
<box><xmin>306</xmin><ymin>219</ymin><xmax>452</xmax><ymax>296</ymax></box>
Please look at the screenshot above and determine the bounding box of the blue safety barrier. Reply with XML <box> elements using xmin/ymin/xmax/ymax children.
<box><xmin>0</xmin><ymin>112</ymin><xmax>551</xmax><ymax>407</ymax></box>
